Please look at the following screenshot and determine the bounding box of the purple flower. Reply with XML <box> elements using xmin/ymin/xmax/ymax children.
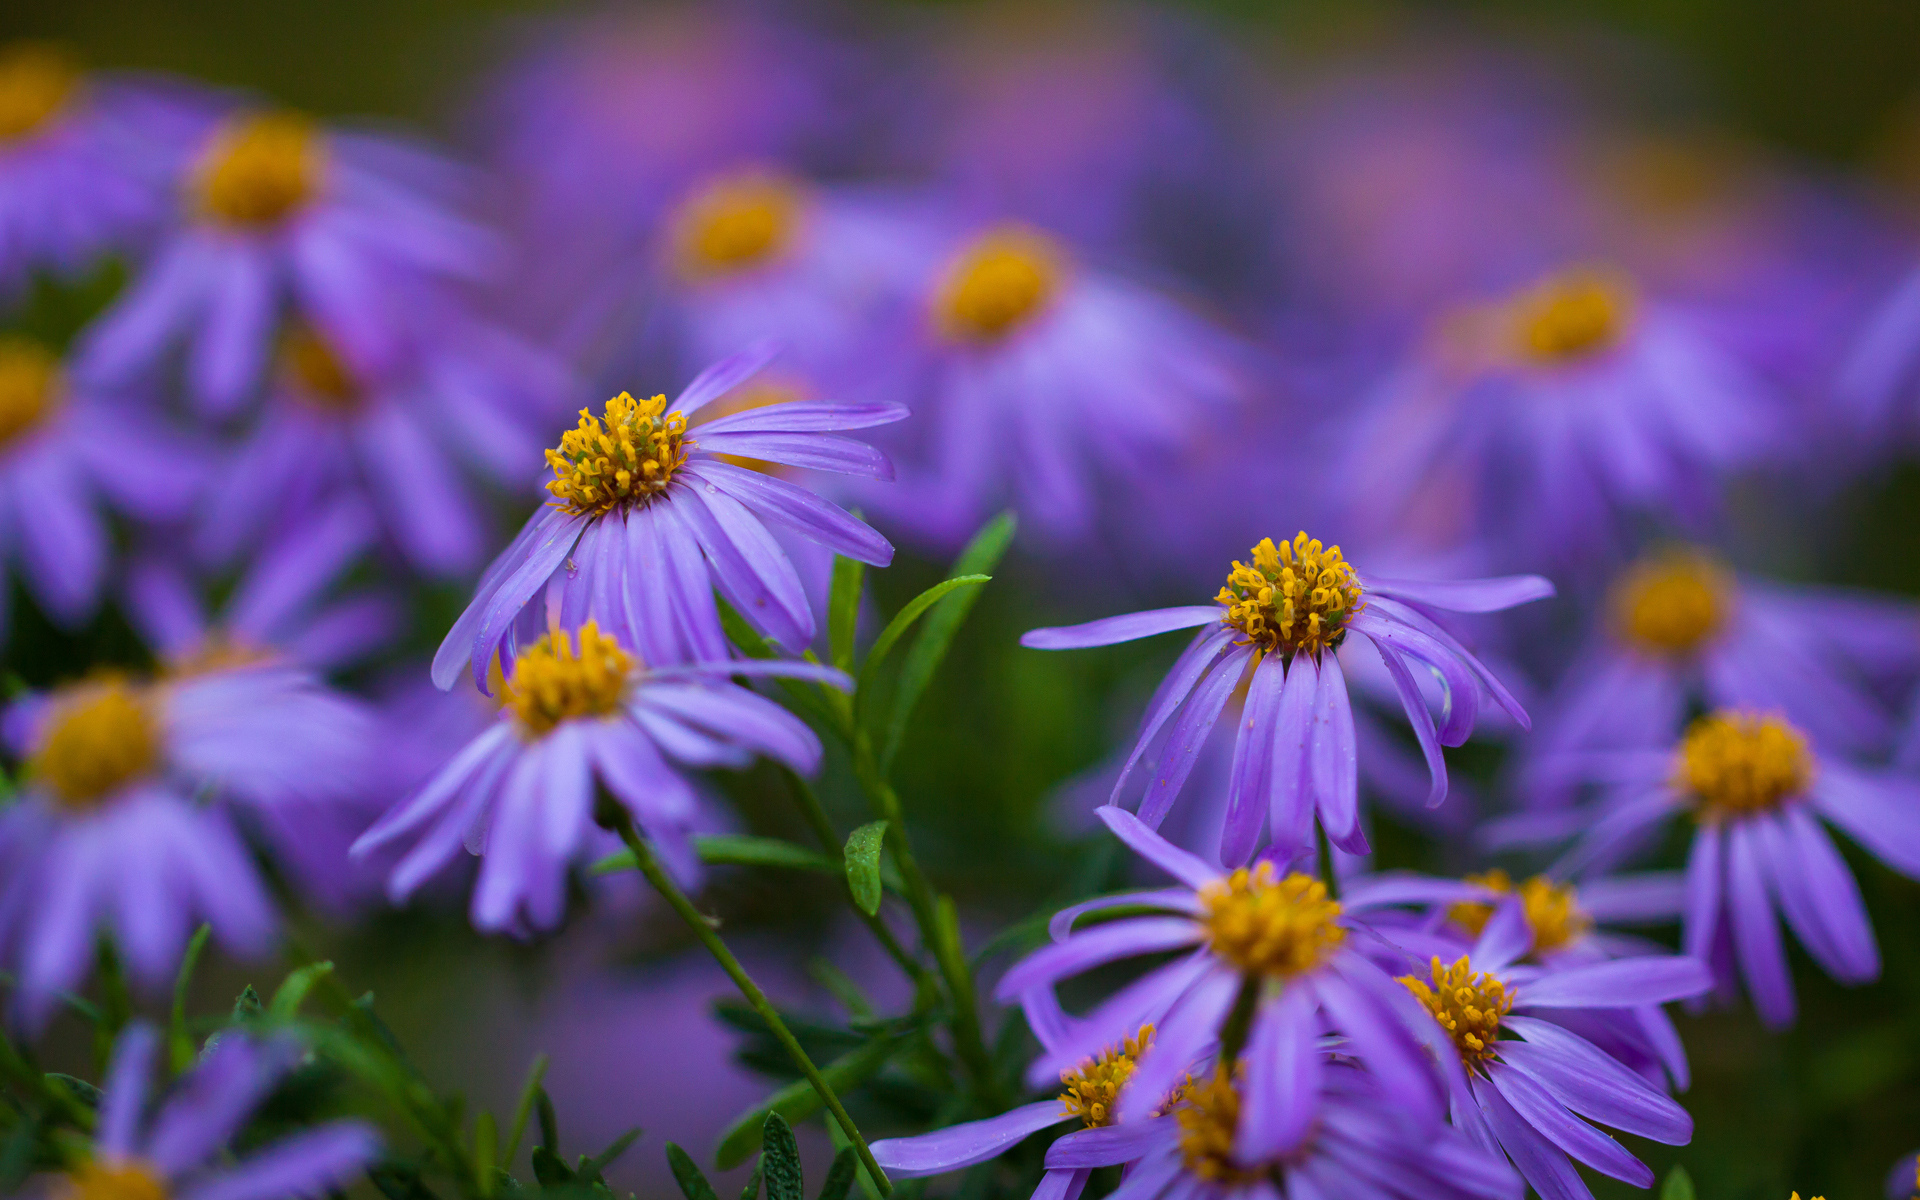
<box><xmin>62</xmin><ymin>1023</ymin><xmax>377</xmax><ymax>1200</ymax></box>
<box><xmin>0</xmin><ymin>665</ymin><xmax>369</xmax><ymax>1029</ymax></box>
<box><xmin>1388</xmin><ymin>909</ymin><xmax>1710</xmax><ymax>1200</ymax></box>
<box><xmin>0</xmin><ymin>334</ymin><xmax>202</xmax><ymax>634</ymax></box>
<box><xmin>1021</xmin><ymin>532</ymin><xmax>1549</xmax><ymax>859</ymax></box>
<box><xmin>79</xmin><ymin>105</ymin><xmax>496</xmax><ymax>415</ymax></box>
<box><xmin>431</xmin><ymin>343</ymin><xmax>902</xmax><ymax>690</ymax></box>
<box><xmin>1839</xmin><ymin>260</ymin><xmax>1920</xmax><ymax>444</ymax></box>
<box><xmin>1500</xmin><ymin>710</ymin><xmax>1920</xmax><ymax>1029</ymax></box>
<box><xmin>359</xmin><ymin>620</ymin><xmax>848</xmax><ymax>936</ymax></box>
<box><xmin>997</xmin><ymin>808</ymin><xmax>1450</xmax><ymax>1137</ymax></box>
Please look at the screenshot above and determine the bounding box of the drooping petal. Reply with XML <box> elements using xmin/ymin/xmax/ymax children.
<box><xmin>995</xmin><ymin>918</ymin><xmax>1204</xmax><ymax>999</ymax></box>
<box><xmin>1486</xmin><ymin>1063</ymin><xmax>1651</xmax><ymax>1186</ymax></box>
<box><xmin>1726</xmin><ymin>823</ymin><xmax>1795</xmax><ymax>1030</ymax></box>
<box><xmin>1498</xmin><ymin>1017</ymin><xmax>1691</xmax><ymax>1144</ymax></box>
<box><xmin>1471</xmin><ymin>1073</ymin><xmax>1594</xmax><ymax>1200</ymax></box>
<box><xmin>1095</xmin><ymin>808</ymin><xmax>1218</xmax><ymax>890</ymax></box>
<box><xmin>868</xmin><ymin>1102</ymin><xmax>1066</xmax><ymax>1177</ymax></box>
<box><xmin>1237</xmin><ymin>985</ymin><xmax>1321</xmax><ymax>1160</ymax></box>
<box><xmin>1023</xmin><ymin>607</ymin><xmax>1224</xmax><ymax>651</ymax></box>
<box><xmin>177</xmin><ymin>1123</ymin><xmax>380</xmax><ymax>1200</ymax></box>
<box><xmin>1362</xmin><ymin>575</ymin><xmax>1556</xmax><ymax>613</ymax></box>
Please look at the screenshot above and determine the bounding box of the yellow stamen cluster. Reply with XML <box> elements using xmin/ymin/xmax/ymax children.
<box><xmin>1448</xmin><ymin>869</ymin><xmax>1591</xmax><ymax>957</ymax></box>
<box><xmin>1789</xmin><ymin>1193</ymin><xmax>1826</xmax><ymax>1200</ymax></box>
<box><xmin>62</xmin><ymin>1159</ymin><xmax>168</xmax><ymax>1200</ymax></box>
<box><xmin>1609</xmin><ymin>550</ymin><xmax>1732</xmax><ymax>657</ymax></box>
<box><xmin>192</xmin><ymin>111</ymin><xmax>324</xmax><ymax>229</ymax></box>
<box><xmin>1400</xmin><ymin>955</ymin><xmax>1512</xmax><ymax>1069</ymax></box>
<box><xmin>934</xmin><ymin>225</ymin><xmax>1063</xmax><ymax>343</ymax></box>
<box><xmin>1217</xmin><ymin>533</ymin><xmax>1364</xmax><ymax>660</ymax></box>
<box><xmin>1508</xmin><ymin>267</ymin><xmax>1635</xmax><ymax>366</ymax></box>
<box><xmin>544</xmin><ymin>392</ymin><xmax>689</xmax><ymax>515</ymax></box>
<box><xmin>0</xmin><ymin>336</ymin><xmax>62</xmax><ymax>448</ymax></box>
<box><xmin>29</xmin><ymin>678</ymin><xmax>161</xmax><ymax>810</ymax></box>
<box><xmin>279</xmin><ymin>326</ymin><xmax>362</xmax><ymax>414</ymax></box>
<box><xmin>1058</xmin><ymin>1024</ymin><xmax>1154</xmax><ymax>1128</ymax></box>
<box><xmin>671</xmin><ymin>172</ymin><xmax>803</xmax><ymax>278</ymax></box>
<box><xmin>1176</xmin><ymin>1066</ymin><xmax>1260</xmax><ymax>1184</ymax></box>
<box><xmin>0</xmin><ymin>42</ymin><xmax>80</xmax><ymax>142</ymax></box>
<box><xmin>1200</xmin><ymin>861</ymin><xmax>1346</xmax><ymax>978</ymax></box>
<box><xmin>504</xmin><ymin>621</ymin><xmax>634</xmax><ymax>737</ymax></box>
<box><xmin>1676</xmin><ymin>711</ymin><xmax>1812</xmax><ymax>819</ymax></box>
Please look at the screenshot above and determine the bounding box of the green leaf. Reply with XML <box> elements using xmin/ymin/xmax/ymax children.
<box><xmin>367</xmin><ymin>1163</ymin><xmax>442</xmax><ymax>1200</ymax></box>
<box><xmin>169</xmin><ymin>925</ymin><xmax>212</xmax><ymax>1072</ymax></box>
<box><xmin>531</xmin><ymin>1145</ymin><xmax>573</xmax><ymax>1188</ymax></box>
<box><xmin>502</xmin><ymin>1053</ymin><xmax>550</xmax><ymax>1170</ymax></box>
<box><xmin>1660</xmin><ymin>1167</ymin><xmax>1695</xmax><ymax>1200</ymax></box>
<box><xmin>231</xmin><ymin>985</ymin><xmax>264</xmax><ymax>1021</ymax></box>
<box><xmin>582</xmin><ymin>1127</ymin><xmax>643</xmax><ymax>1181</ymax></box>
<box><xmin>44</xmin><ymin>1073</ymin><xmax>102</xmax><ymax>1109</ymax></box>
<box><xmin>474</xmin><ymin>1111</ymin><xmax>498</xmax><ymax>1197</ymax></box>
<box><xmin>807</xmin><ymin>960</ymin><xmax>874</xmax><ymax>1020</ymax></box>
<box><xmin>881</xmin><ymin>513</ymin><xmax>1014</xmax><ymax>769</ymax></box>
<box><xmin>269</xmin><ymin>961</ymin><xmax>336</xmax><ymax>1020</ymax></box>
<box><xmin>817</xmin><ymin>1148</ymin><xmax>858</xmax><ymax>1200</ymax></box>
<box><xmin>843</xmin><ymin>822</ymin><xmax>888</xmax><ymax>916</ymax></box>
<box><xmin>761</xmin><ymin>1113</ymin><xmax>804</xmax><ymax>1200</ymax></box>
<box><xmin>592</xmin><ymin>835</ymin><xmax>842</xmax><ymax>878</ymax></box>
<box><xmin>740</xmin><ymin>1165</ymin><xmax>763</xmax><ymax>1200</ymax></box>
<box><xmin>829</xmin><ymin>555</ymin><xmax>866</xmax><ymax>673</ymax></box>
<box><xmin>667</xmin><ymin>1144</ymin><xmax>720</xmax><ymax>1200</ymax></box>
<box><xmin>716</xmin><ymin>1037</ymin><xmax>903</xmax><ymax>1168</ymax></box>
<box><xmin>826</xmin><ymin>1121</ymin><xmax>882</xmax><ymax>1200</ymax></box>
<box><xmin>856</xmin><ymin>575</ymin><xmax>992</xmax><ymax>697</ymax></box>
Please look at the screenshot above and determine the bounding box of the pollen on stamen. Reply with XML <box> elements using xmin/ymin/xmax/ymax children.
<box><xmin>1199</xmin><ymin>861</ymin><xmax>1346</xmax><ymax>978</ymax></box>
<box><xmin>62</xmin><ymin>1158</ymin><xmax>169</xmax><ymax>1200</ymax></box>
<box><xmin>1506</xmin><ymin>266</ymin><xmax>1636</xmax><ymax>366</ymax></box>
<box><xmin>670</xmin><ymin>171</ymin><xmax>804</xmax><ymax>280</ymax></box>
<box><xmin>1447</xmin><ymin>869</ymin><xmax>1591</xmax><ymax>957</ymax></box>
<box><xmin>1400</xmin><ymin>955</ymin><xmax>1512</xmax><ymax>1069</ymax></box>
<box><xmin>504</xmin><ymin>620</ymin><xmax>635</xmax><ymax>737</ymax></box>
<box><xmin>0</xmin><ymin>42</ymin><xmax>81</xmax><ymax>143</ymax></box>
<box><xmin>1609</xmin><ymin>549</ymin><xmax>1732</xmax><ymax>657</ymax></box>
<box><xmin>1675</xmin><ymin>710</ymin><xmax>1812</xmax><ymax>820</ymax></box>
<box><xmin>1176</xmin><ymin>1066</ymin><xmax>1262</xmax><ymax>1184</ymax></box>
<box><xmin>192</xmin><ymin>111</ymin><xmax>325</xmax><ymax>229</ymax></box>
<box><xmin>29</xmin><ymin>677</ymin><xmax>162</xmax><ymax>810</ymax></box>
<box><xmin>1216</xmin><ymin>532</ymin><xmax>1364</xmax><ymax>661</ymax></box>
<box><xmin>1058</xmin><ymin>1024</ymin><xmax>1154</xmax><ymax>1128</ymax></box>
<box><xmin>0</xmin><ymin>336</ymin><xmax>63</xmax><ymax>448</ymax></box>
<box><xmin>934</xmin><ymin>224</ymin><xmax>1064</xmax><ymax>343</ymax></box>
<box><xmin>544</xmin><ymin>391</ymin><xmax>689</xmax><ymax>515</ymax></box>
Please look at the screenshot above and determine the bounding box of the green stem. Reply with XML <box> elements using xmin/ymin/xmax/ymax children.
<box><xmin>779</xmin><ymin>769</ymin><xmax>929</xmax><ymax>986</ymax></box>
<box><xmin>609</xmin><ymin>812</ymin><xmax>891</xmax><ymax>1195</ymax></box>
<box><xmin>1315</xmin><ymin>821</ymin><xmax>1341</xmax><ymax>901</ymax></box>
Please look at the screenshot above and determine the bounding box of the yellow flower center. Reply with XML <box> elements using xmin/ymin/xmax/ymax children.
<box><xmin>279</xmin><ymin>326</ymin><xmax>362</xmax><ymax>414</ymax></box>
<box><xmin>1676</xmin><ymin>711</ymin><xmax>1811</xmax><ymax>819</ymax></box>
<box><xmin>1508</xmin><ymin>267</ymin><xmax>1635</xmax><ymax>366</ymax></box>
<box><xmin>29</xmin><ymin>678</ymin><xmax>162</xmax><ymax>810</ymax></box>
<box><xmin>1400</xmin><ymin>955</ymin><xmax>1512</xmax><ymax>1070</ymax></box>
<box><xmin>63</xmin><ymin>1160</ymin><xmax>169</xmax><ymax>1200</ymax></box>
<box><xmin>192</xmin><ymin>112</ymin><xmax>324</xmax><ymax>229</ymax></box>
<box><xmin>934</xmin><ymin>225</ymin><xmax>1064</xmax><ymax>343</ymax></box>
<box><xmin>1217</xmin><ymin>533</ymin><xmax>1364</xmax><ymax>661</ymax></box>
<box><xmin>1057</xmin><ymin>1024</ymin><xmax>1154</xmax><ymax>1129</ymax></box>
<box><xmin>1609</xmin><ymin>550</ymin><xmax>1732</xmax><ymax>657</ymax></box>
<box><xmin>671</xmin><ymin>172</ymin><xmax>803</xmax><ymax>279</ymax></box>
<box><xmin>0</xmin><ymin>336</ymin><xmax>62</xmax><ymax>448</ymax></box>
<box><xmin>1176</xmin><ymin>1066</ymin><xmax>1261</xmax><ymax>1184</ymax></box>
<box><xmin>0</xmin><ymin>42</ymin><xmax>81</xmax><ymax>142</ymax></box>
<box><xmin>1448</xmin><ymin>870</ymin><xmax>1591</xmax><ymax>957</ymax></box>
<box><xmin>504</xmin><ymin>621</ymin><xmax>635</xmax><ymax>737</ymax></box>
<box><xmin>1200</xmin><ymin>861</ymin><xmax>1346</xmax><ymax>978</ymax></box>
<box><xmin>545</xmin><ymin>391</ymin><xmax>689</xmax><ymax>515</ymax></box>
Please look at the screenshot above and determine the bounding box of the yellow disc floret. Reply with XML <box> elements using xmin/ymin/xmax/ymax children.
<box><xmin>1448</xmin><ymin>870</ymin><xmax>1592</xmax><ymax>957</ymax></box>
<box><xmin>1609</xmin><ymin>550</ymin><xmax>1732</xmax><ymax>657</ymax></box>
<box><xmin>29</xmin><ymin>678</ymin><xmax>162</xmax><ymax>810</ymax></box>
<box><xmin>934</xmin><ymin>225</ymin><xmax>1063</xmax><ymax>343</ymax></box>
<box><xmin>279</xmin><ymin>326</ymin><xmax>362</xmax><ymax>414</ymax></box>
<box><xmin>192</xmin><ymin>111</ymin><xmax>324</xmax><ymax>229</ymax></box>
<box><xmin>1508</xmin><ymin>267</ymin><xmax>1635</xmax><ymax>366</ymax></box>
<box><xmin>62</xmin><ymin>1159</ymin><xmax>169</xmax><ymax>1200</ymax></box>
<box><xmin>504</xmin><ymin>621</ymin><xmax>635</xmax><ymax>737</ymax></box>
<box><xmin>1676</xmin><ymin>710</ymin><xmax>1812</xmax><ymax>819</ymax></box>
<box><xmin>1176</xmin><ymin>1066</ymin><xmax>1260</xmax><ymax>1184</ymax></box>
<box><xmin>1200</xmin><ymin>861</ymin><xmax>1346</xmax><ymax>978</ymax></box>
<box><xmin>1400</xmin><ymin>955</ymin><xmax>1512</xmax><ymax>1069</ymax></box>
<box><xmin>545</xmin><ymin>391</ymin><xmax>689</xmax><ymax>515</ymax></box>
<box><xmin>1058</xmin><ymin>1024</ymin><xmax>1153</xmax><ymax>1128</ymax></box>
<box><xmin>0</xmin><ymin>42</ymin><xmax>81</xmax><ymax>142</ymax></box>
<box><xmin>0</xmin><ymin>336</ymin><xmax>62</xmax><ymax>448</ymax></box>
<box><xmin>1217</xmin><ymin>533</ymin><xmax>1364</xmax><ymax>661</ymax></box>
<box><xmin>671</xmin><ymin>172</ymin><xmax>803</xmax><ymax>279</ymax></box>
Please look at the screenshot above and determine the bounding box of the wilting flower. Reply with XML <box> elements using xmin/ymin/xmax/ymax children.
<box><xmin>1021</xmin><ymin>532</ymin><xmax>1548</xmax><ymax>858</ymax></box>
<box><xmin>359</xmin><ymin>621</ymin><xmax>848</xmax><ymax>935</ymax></box>
<box><xmin>431</xmin><ymin>344</ymin><xmax>902</xmax><ymax>690</ymax></box>
<box><xmin>1391</xmin><ymin>905</ymin><xmax>1710</xmax><ymax>1200</ymax></box>
<box><xmin>1509</xmin><ymin>709</ymin><xmax>1920</xmax><ymax>1028</ymax></box>
<box><xmin>0</xmin><ymin>664</ymin><xmax>368</xmax><ymax>1028</ymax></box>
<box><xmin>1347</xmin><ymin>265</ymin><xmax>1782</xmax><ymax>570</ymax></box>
<box><xmin>997</xmin><ymin>808</ymin><xmax>1449</xmax><ymax>1134</ymax></box>
<box><xmin>0</xmin><ymin>334</ymin><xmax>202</xmax><ymax>634</ymax></box>
<box><xmin>59</xmin><ymin>1023</ymin><xmax>377</xmax><ymax>1200</ymax></box>
<box><xmin>79</xmin><ymin>103</ymin><xmax>495</xmax><ymax>414</ymax></box>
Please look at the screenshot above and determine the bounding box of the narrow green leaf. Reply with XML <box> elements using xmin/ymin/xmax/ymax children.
<box><xmin>44</xmin><ymin>1074</ymin><xmax>102</xmax><ymax>1109</ymax></box>
<box><xmin>231</xmin><ymin>985</ymin><xmax>263</xmax><ymax>1021</ymax></box>
<box><xmin>762</xmin><ymin>1113</ymin><xmax>804</xmax><ymax>1200</ymax></box>
<box><xmin>530</xmin><ymin>1145</ymin><xmax>572</xmax><ymax>1188</ymax></box>
<box><xmin>740</xmin><ymin>1165</ymin><xmax>763</xmax><ymax>1200</ymax></box>
<box><xmin>583</xmin><ymin>1127</ymin><xmax>643</xmax><ymax>1181</ymax></box>
<box><xmin>1660</xmin><ymin>1167</ymin><xmax>1695</xmax><ymax>1200</ymax></box>
<box><xmin>169</xmin><ymin>925</ymin><xmax>212</xmax><ymax>1071</ymax></box>
<box><xmin>843</xmin><ymin>822</ymin><xmax>888</xmax><ymax>916</ymax></box>
<box><xmin>537</xmin><ymin>1088</ymin><xmax>559</xmax><ymax>1151</ymax></box>
<box><xmin>474</xmin><ymin>1111</ymin><xmax>498</xmax><ymax>1198</ymax></box>
<box><xmin>668</xmin><ymin>1144</ymin><xmax>721</xmax><ymax>1200</ymax></box>
<box><xmin>817</xmin><ymin>1148</ymin><xmax>858</xmax><ymax>1200</ymax></box>
<box><xmin>716</xmin><ymin>1037</ymin><xmax>902</xmax><ymax>1168</ymax></box>
<box><xmin>856</xmin><ymin>575</ymin><xmax>991</xmax><ymax>695</ymax></box>
<box><xmin>807</xmin><ymin>960</ymin><xmax>874</xmax><ymax>1020</ymax></box>
<box><xmin>268</xmin><ymin>961</ymin><xmax>336</xmax><ymax>1020</ymax></box>
<box><xmin>826</xmin><ymin>1120</ymin><xmax>882</xmax><ymax>1200</ymax></box>
<box><xmin>829</xmin><ymin>555</ymin><xmax>866</xmax><ymax>673</ymax></box>
<box><xmin>881</xmin><ymin>513</ymin><xmax>1015</xmax><ymax>769</ymax></box>
<box><xmin>592</xmin><ymin>835</ymin><xmax>842</xmax><ymax>877</ymax></box>
<box><xmin>502</xmin><ymin>1053</ymin><xmax>549</xmax><ymax>1170</ymax></box>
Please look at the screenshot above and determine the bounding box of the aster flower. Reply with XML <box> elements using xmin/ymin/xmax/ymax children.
<box><xmin>1021</xmin><ymin>532</ymin><xmax>1549</xmax><ymax>858</ymax></box>
<box><xmin>1389</xmin><ymin>906</ymin><xmax>1710</xmax><ymax>1200</ymax></box>
<box><xmin>0</xmin><ymin>334</ymin><xmax>203</xmax><ymax>634</ymax></box>
<box><xmin>0</xmin><ymin>663</ymin><xmax>369</xmax><ymax>1029</ymax></box>
<box><xmin>430</xmin><ymin>344</ymin><xmax>903</xmax><ymax>690</ymax></box>
<box><xmin>1506</xmin><ymin>709</ymin><xmax>1920</xmax><ymax>1029</ymax></box>
<box><xmin>360</xmin><ymin>620</ymin><xmax>848</xmax><ymax>935</ymax></box>
<box><xmin>79</xmin><ymin>102</ymin><xmax>496</xmax><ymax>415</ymax></box>
<box><xmin>56</xmin><ymin>1023</ymin><xmax>377</xmax><ymax>1200</ymax></box>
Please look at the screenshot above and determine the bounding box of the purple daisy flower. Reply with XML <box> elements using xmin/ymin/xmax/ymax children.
<box><xmin>1387</xmin><ymin>903</ymin><xmax>1710</xmax><ymax>1200</ymax></box>
<box><xmin>430</xmin><ymin>343</ymin><xmax>902</xmax><ymax>690</ymax></box>
<box><xmin>359</xmin><ymin>620</ymin><xmax>847</xmax><ymax>936</ymax></box>
<box><xmin>1021</xmin><ymin>532</ymin><xmax>1549</xmax><ymax>859</ymax></box>
<box><xmin>997</xmin><ymin>808</ymin><xmax>1450</xmax><ymax>1137</ymax></box>
<box><xmin>1503</xmin><ymin>709</ymin><xmax>1920</xmax><ymax>1029</ymax></box>
<box><xmin>0</xmin><ymin>334</ymin><xmax>203</xmax><ymax>634</ymax></box>
<box><xmin>79</xmin><ymin>103</ymin><xmax>497</xmax><ymax>415</ymax></box>
<box><xmin>0</xmin><ymin>664</ymin><xmax>369</xmax><ymax>1029</ymax></box>
<box><xmin>59</xmin><ymin>1022</ymin><xmax>377</xmax><ymax>1200</ymax></box>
